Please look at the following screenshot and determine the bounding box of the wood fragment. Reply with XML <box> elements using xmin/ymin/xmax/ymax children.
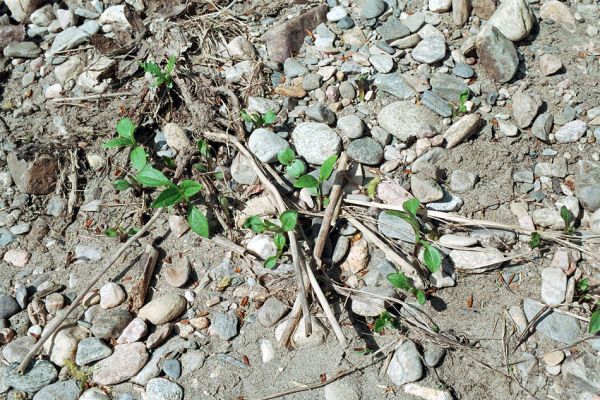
<box><xmin>127</xmin><ymin>244</ymin><xmax>160</xmax><ymax>312</ymax></box>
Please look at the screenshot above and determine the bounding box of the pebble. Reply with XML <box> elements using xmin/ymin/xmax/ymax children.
<box><xmin>302</xmin><ymin>73</ymin><xmax>322</xmax><ymax>91</ymax></box>
<box><xmin>292</xmin><ymin>122</ymin><xmax>341</xmax><ymax>165</ymax></box>
<box><xmin>32</xmin><ymin>379</ymin><xmax>79</xmax><ymax>400</ymax></box>
<box><xmin>360</xmin><ymin>0</ymin><xmax>385</xmax><ymax>19</ymax></box>
<box><xmin>138</xmin><ymin>294</ymin><xmax>187</xmax><ymax>325</ymax></box>
<box><xmin>163</xmin><ymin>359</ymin><xmax>181</xmax><ymax>379</ymax></box>
<box><xmin>164</xmin><ymin>256</ymin><xmax>191</xmax><ymax>288</ymax></box>
<box><xmin>404</xmin><ymin>12</ymin><xmax>425</xmax><ymax>33</ymax></box>
<box><xmin>80</xmin><ymin>389</ymin><xmax>111</xmax><ymax>400</ymax></box>
<box><xmin>74</xmin><ymin>245</ymin><xmax>102</xmax><ymax>263</ymax></box>
<box><xmin>540</xmin><ymin>1</ymin><xmax>577</xmax><ymax>33</ymax></box>
<box><xmin>429</xmin><ymin>0</ymin><xmax>452</xmax><ymax>12</ymax></box>
<box><xmin>410</xmin><ymin>174</ymin><xmax>444</xmax><ymax>203</ymax></box>
<box><xmin>443</xmin><ymin>113</ymin><xmax>482</xmax><ymax>148</ymax></box>
<box><xmin>117</xmin><ymin>317</ymin><xmax>147</xmax><ymax>344</ymax></box>
<box><xmin>523</xmin><ymin>298</ymin><xmax>579</xmax><ymax>344</ymax></box>
<box><xmin>257</xmin><ymin>297</ymin><xmax>288</xmax><ymax>328</ymax></box>
<box><xmin>305</xmin><ymin>103</ymin><xmax>336</xmax><ymax>125</ymax></box>
<box><xmin>411</xmin><ymin>36</ymin><xmax>446</xmax><ymax>64</ymax></box>
<box><xmin>0</xmin><ymin>294</ymin><xmax>20</xmax><ymax>319</ymax></box>
<box><xmin>3</xmin><ymin>360</ymin><xmax>57</xmax><ymax>393</ymax></box>
<box><xmin>378</xmin><ymin>101</ymin><xmax>437</xmax><ymax>142</ymax></box>
<box><xmin>99</xmin><ymin>282</ymin><xmax>126</xmax><ymax>309</ymax></box>
<box><xmin>180</xmin><ymin>350</ymin><xmax>206</xmax><ymax>377</ymax></box>
<box><xmin>44</xmin><ymin>293</ymin><xmax>64</xmax><ymax>315</ymax></box>
<box><xmin>337</xmin><ymin>115</ymin><xmax>364</xmax><ymax>139</ymax></box>
<box><xmin>351</xmin><ymin>286</ymin><xmax>396</xmax><ymax>317</ymax></box>
<box><xmin>275</xmin><ymin>316</ymin><xmax>327</xmax><ymax>348</ymax></box>
<box><xmin>145</xmin><ymin>378</ymin><xmax>183</xmax><ymax>400</ymax></box>
<box><xmin>590</xmin><ymin>209</ymin><xmax>600</xmax><ymax>234</ymax></box>
<box><xmin>543</xmin><ymin>350</ymin><xmax>565</xmax><ymax>367</ymax></box>
<box><xmin>378</xmin><ymin>211</ymin><xmax>417</xmax><ymax>243</ymax></box>
<box><xmin>0</xmin><ymin>229</ymin><xmax>16</xmax><ymax>247</ymax></box>
<box><xmin>512</xmin><ymin>92</ymin><xmax>541</xmax><ymax>128</ymax></box>
<box><xmin>421</xmin><ymin>90</ymin><xmax>453</xmax><ymax>117</ymax></box>
<box><xmin>93</xmin><ymin>342</ymin><xmax>148</xmax><ymax>385</ymax></box>
<box><xmin>44</xmin><ymin>326</ymin><xmax>88</xmax><ymax>366</ymax></box>
<box><xmin>404</xmin><ymin>384</ymin><xmax>452</xmax><ymax>400</ymax></box>
<box><xmin>3</xmin><ymin>248</ymin><xmax>29</xmax><ymax>267</ymax></box>
<box><xmin>260</xmin><ymin>339</ymin><xmax>276</xmax><ymax>363</ymax></box>
<box><xmin>91</xmin><ymin>308</ymin><xmax>133</xmax><ymax>339</ymax></box>
<box><xmin>247</xmin><ymin>234</ymin><xmax>277</xmax><ymax>260</ymax></box>
<box><xmin>387</xmin><ymin>340</ymin><xmax>423</xmax><ymax>385</ymax></box>
<box><xmin>369</xmin><ymin>54</ymin><xmax>394</xmax><ymax>73</ymax></box>
<box><xmin>487</xmin><ymin>0</ymin><xmax>535</xmax><ymax>41</ymax></box>
<box><xmin>453</xmin><ymin>63</ymin><xmax>474</xmax><ymax>78</ymax></box>
<box><xmin>211</xmin><ymin>312</ymin><xmax>239</xmax><ymax>340</ymax></box>
<box><xmin>44</xmin><ymin>84</ymin><xmax>62</xmax><ymax>99</ymax></box>
<box><xmin>575</xmin><ymin>160</ymin><xmax>600</xmax><ymax>211</ymax></box>
<box><xmin>449</xmin><ymin>170</ymin><xmax>477</xmax><ymax>193</ymax></box>
<box><xmin>540</xmin><ymin>267</ymin><xmax>567</xmax><ymax>306</ymax></box>
<box><xmin>475</xmin><ymin>25</ymin><xmax>519</xmax><ymax>82</ymax></box>
<box><xmin>539</xmin><ymin>54</ymin><xmax>563</xmax><ymax>76</ymax></box>
<box><xmin>347</xmin><ymin>138</ymin><xmax>383</xmax><ymax>166</ymax></box>
<box><xmin>3</xmin><ymin>335</ymin><xmax>36</xmax><ymax>363</ymax></box>
<box><xmin>324</xmin><ymin>379</ymin><xmax>361</xmax><ymax>400</ymax></box>
<box><xmin>327</xmin><ymin>6</ymin><xmax>347</xmax><ymax>22</ymax></box>
<box><xmin>470</xmin><ymin>229</ymin><xmax>516</xmax><ymax>249</ymax></box>
<box><xmin>373</xmin><ymin>72</ymin><xmax>417</xmax><ymax>100</ymax></box>
<box><xmin>248</xmin><ymin>128</ymin><xmax>289</xmax><ymax>163</ymax></box>
<box><xmin>283</xmin><ymin>58</ymin><xmax>308</xmax><ymax>78</ymax></box>
<box><xmin>3</xmin><ymin>42</ymin><xmax>41</xmax><ymax>58</ymax></box>
<box><xmin>146</xmin><ymin>324</ymin><xmax>172</xmax><ymax>349</ymax></box>
<box><xmin>439</xmin><ymin>234</ymin><xmax>478</xmax><ymax>247</ymax></box>
<box><xmin>423</xmin><ymin>343</ymin><xmax>446</xmax><ymax>367</ymax></box>
<box><xmin>449</xmin><ymin>247</ymin><xmax>505</xmax><ymax>273</ymax></box>
<box><xmin>532</xmin><ymin>208</ymin><xmax>565</xmax><ymax>229</ymax></box>
<box><xmin>76</xmin><ymin>337</ymin><xmax>113</xmax><ymax>366</ymax></box>
<box><xmin>339</xmin><ymin>81</ymin><xmax>356</xmax><ymax>99</ymax></box>
<box><xmin>554</xmin><ymin>120</ymin><xmax>587</xmax><ymax>143</ymax></box>
<box><xmin>337</xmin><ymin>16</ymin><xmax>355</xmax><ymax>29</ymax></box>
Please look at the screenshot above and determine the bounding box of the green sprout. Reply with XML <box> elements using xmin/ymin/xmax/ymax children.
<box><xmin>240</xmin><ymin>109</ymin><xmax>277</xmax><ymax>128</ymax></box>
<box><xmin>139</xmin><ymin>55</ymin><xmax>177</xmax><ymax>89</ymax></box>
<box><xmin>243</xmin><ymin>210</ymin><xmax>298</xmax><ymax>269</ymax></box>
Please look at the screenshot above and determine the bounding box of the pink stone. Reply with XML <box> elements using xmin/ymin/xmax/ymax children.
<box><xmin>377</xmin><ymin>181</ymin><xmax>413</xmax><ymax>205</ymax></box>
<box><xmin>117</xmin><ymin>317</ymin><xmax>148</xmax><ymax>344</ymax></box>
<box><xmin>3</xmin><ymin>249</ymin><xmax>30</xmax><ymax>267</ymax></box>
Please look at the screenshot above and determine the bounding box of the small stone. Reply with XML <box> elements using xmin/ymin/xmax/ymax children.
<box><xmin>512</xmin><ymin>93</ymin><xmax>542</xmax><ymax>128</ymax></box>
<box><xmin>337</xmin><ymin>115</ymin><xmax>364</xmax><ymax>139</ymax></box>
<box><xmin>404</xmin><ymin>12</ymin><xmax>425</xmax><ymax>33</ymax></box>
<box><xmin>163</xmin><ymin>359</ymin><xmax>181</xmax><ymax>379</ymax></box>
<box><xmin>575</xmin><ymin>160</ymin><xmax>600</xmax><ymax>211</ymax></box>
<box><xmin>452</xmin><ymin>0</ymin><xmax>471</xmax><ymax>26</ymax></box>
<box><xmin>373</xmin><ymin>72</ymin><xmax>417</xmax><ymax>100</ymax></box>
<box><xmin>499</xmin><ymin>121</ymin><xmax>519</xmax><ymax>137</ymax></box>
<box><xmin>0</xmin><ymin>295</ymin><xmax>20</xmax><ymax>319</ymax></box>
<box><xmin>555</xmin><ymin>120</ymin><xmax>587</xmax><ymax>144</ymax></box>
<box><xmin>543</xmin><ymin>350</ymin><xmax>565</xmax><ymax>367</ymax></box>
<box><xmin>378</xmin><ymin>101</ymin><xmax>438</xmax><ymax>142</ymax></box>
<box><xmin>3</xmin><ymin>249</ymin><xmax>29</xmax><ymax>267</ymax></box>
<box><xmin>305</xmin><ymin>103</ymin><xmax>336</xmax><ymax>125</ymax></box>
<box><xmin>369</xmin><ymin>54</ymin><xmax>394</xmax><ymax>73</ymax></box>
<box><xmin>257</xmin><ymin>297</ymin><xmax>288</xmax><ymax>328</ymax></box>
<box><xmin>324</xmin><ymin>379</ymin><xmax>361</xmax><ymax>400</ymax></box>
<box><xmin>540</xmin><ymin>1</ymin><xmax>577</xmax><ymax>33</ymax></box>
<box><xmin>341</xmin><ymin>238</ymin><xmax>370</xmax><ymax>274</ymax></box>
<box><xmin>347</xmin><ymin>138</ymin><xmax>383</xmax><ymax>166</ymax></box>
<box><xmin>532</xmin><ymin>208</ymin><xmax>565</xmax><ymax>230</ymax></box>
<box><xmin>32</xmin><ymin>379</ymin><xmax>79</xmax><ymax>400</ymax></box>
<box><xmin>443</xmin><ymin>113</ymin><xmax>482</xmax><ymax>148</ymax></box>
<box><xmin>275</xmin><ymin>316</ymin><xmax>327</xmax><ymax>348</ymax></box>
<box><xmin>360</xmin><ymin>0</ymin><xmax>385</xmax><ymax>19</ymax></box>
<box><xmin>180</xmin><ymin>350</ymin><xmax>206</xmax><ymax>377</ymax></box>
<box><xmin>452</xmin><ymin>63</ymin><xmax>474</xmax><ymax>78</ymax></box>
<box><xmin>412</xmin><ymin>36</ymin><xmax>446</xmax><ymax>64</ymax></box>
<box><xmin>404</xmin><ymin>384</ymin><xmax>453</xmax><ymax>400</ymax></box>
<box><xmin>283</xmin><ymin>58</ymin><xmax>308</xmax><ymax>78</ymax></box>
<box><xmin>44</xmin><ymin>84</ymin><xmax>62</xmax><ymax>99</ymax></box>
<box><xmin>470</xmin><ymin>229</ymin><xmax>516</xmax><ymax>249</ymax></box>
<box><xmin>337</xmin><ymin>16</ymin><xmax>355</xmax><ymax>29</ymax></box>
<box><xmin>327</xmin><ymin>6</ymin><xmax>347</xmax><ymax>22</ymax></box>
<box><xmin>146</xmin><ymin>324</ymin><xmax>172</xmax><ymax>349</ymax></box>
<box><xmin>76</xmin><ymin>337</ymin><xmax>112</xmax><ymax>366</ymax></box>
<box><xmin>225</xmin><ymin>36</ymin><xmax>255</xmax><ymax>60</ymax></box>
<box><xmin>449</xmin><ymin>247</ymin><xmax>505</xmax><ymax>273</ymax></box>
<box><xmin>93</xmin><ymin>343</ymin><xmax>148</xmax><ymax>385</ymax></box>
<box><xmin>44</xmin><ymin>293</ymin><xmax>64</xmax><ymax>315</ymax></box>
<box><xmin>117</xmin><ymin>318</ymin><xmax>147</xmax><ymax>344</ymax></box>
<box><xmin>164</xmin><ymin>256</ymin><xmax>191</xmax><ymax>288</ymax></box>
<box><xmin>3</xmin><ymin>335</ymin><xmax>36</xmax><ymax>363</ymax></box>
<box><xmin>163</xmin><ymin>123</ymin><xmax>191</xmax><ymax>152</ymax></box>
<box><xmin>410</xmin><ymin>174</ymin><xmax>444</xmax><ymax>203</ymax></box>
<box><xmin>302</xmin><ymin>73</ymin><xmax>322</xmax><ymax>91</ymax></box>
<box><xmin>541</xmin><ymin>267</ymin><xmax>567</xmax><ymax>306</ymax></box>
<box><xmin>523</xmin><ymin>298</ymin><xmax>579</xmax><ymax>344</ymax></box>
<box><xmin>74</xmin><ymin>245</ymin><xmax>102</xmax><ymax>263</ymax></box>
<box><xmin>429</xmin><ymin>0</ymin><xmax>452</xmax><ymax>12</ymax></box>
<box><xmin>99</xmin><ymin>282</ymin><xmax>126</xmax><ymax>309</ymax></box>
<box><xmin>449</xmin><ymin>170</ymin><xmax>477</xmax><ymax>193</ymax></box>
<box><xmin>80</xmin><ymin>389</ymin><xmax>110</xmax><ymax>400</ymax></box>
<box><xmin>145</xmin><ymin>378</ymin><xmax>183</xmax><ymax>400</ymax></box>
<box><xmin>292</xmin><ymin>122</ymin><xmax>341</xmax><ymax>165</ymax></box>
<box><xmin>475</xmin><ymin>25</ymin><xmax>519</xmax><ymax>82</ymax></box>
<box><xmin>423</xmin><ymin>343</ymin><xmax>446</xmax><ymax>367</ymax></box>
<box><xmin>210</xmin><ymin>312</ymin><xmax>238</xmax><ymax>340</ymax></box>
<box><xmin>3</xmin><ymin>41</ymin><xmax>41</xmax><ymax>58</ymax></box>
<box><xmin>138</xmin><ymin>295</ymin><xmax>187</xmax><ymax>325</ymax></box>
<box><xmin>378</xmin><ymin>211</ymin><xmax>416</xmax><ymax>243</ymax></box>
<box><xmin>387</xmin><ymin>341</ymin><xmax>423</xmax><ymax>385</ymax></box>
<box><xmin>247</xmin><ymin>234</ymin><xmax>277</xmax><ymax>260</ymax></box>
<box><xmin>539</xmin><ymin>54</ymin><xmax>562</xmax><ymax>76</ymax></box>
<box><xmin>339</xmin><ymin>81</ymin><xmax>356</xmax><ymax>99</ymax></box>
<box><xmin>169</xmin><ymin>215</ymin><xmax>190</xmax><ymax>238</ymax></box>
<box><xmin>351</xmin><ymin>287</ymin><xmax>395</xmax><ymax>317</ymax></box>
<box><xmin>487</xmin><ymin>0</ymin><xmax>535</xmax><ymax>41</ymax></box>
<box><xmin>3</xmin><ymin>360</ymin><xmax>57</xmax><ymax>393</ymax></box>
<box><xmin>439</xmin><ymin>234</ymin><xmax>478</xmax><ymax>247</ymax></box>
<box><xmin>378</xmin><ymin>17</ymin><xmax>411</xmax><ymax>42</ymax></box>
<box><xmin>421</xmin><ymin>90</ymin><xmax>453</xmax><ymax>117</ymax></box>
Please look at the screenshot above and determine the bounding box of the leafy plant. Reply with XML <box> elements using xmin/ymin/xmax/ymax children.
<box><xmin>590</xmin><ymin>308</ymin><xmax>600</xmax><ymax>334</ymax></box>
<box><xmin>366</xmin><ymin>176</ymin><xmax>381</xmax><ymax>199</ymax></box>
<box><xmin>293</xmin><ymin>155</ymin><xmax>338</xmax><ymax>202</ymax></box>
<box><xmin>243</xmin><ymin>210</ymin><xmax>298</xmax><ymax>268</ymax></box>
<box><xmin>385</xmin><ymin>198</ymin><xmax>442</xmax><ymax>274</ymax></box>
<box><xmin>457</xmin><ymin>89</ymin><xmax>470</xmax><ymax>113</ymax></box>
<box><xmin>387</xmin><ymin>272</ymin><xmax>427</xmax><ymax>305</ymax></box>
<box><xmin>560</xmin><ymin>206</ymin><xmax>576</xmax><ymax>235</ymax></box>
<box><xmin>64</xmin><ymin>359</ymin><xmax>93</xmax><ymax>391</ymax></box>
<box><xmin>529</xmin><ymin>231</ymin><xmax>541</xmax><ymax>249</ymax></box>
<box><xmin>103</xmin><ymin>117</ymin><xmax>137</xmax><ymax>149</ymax></box>
<box><xmin>240</xmin><ymin>109</ymin><xmax>277</xmax><ymax>128</ymax></box>
<box><xmin>104</xmin><ymin>225</ymin><xmax>139</xmax><ymax>241</ymax></box>
<box><xmin>373</xmin><ymin>310</ymin><xmax>398</xmax><ymax>333</ymax></box>
<box><xmin>277</xmin><ymin>148</ymin><xmax>306</xmax><ymax>178</ymax></box>
<box><xmin>139</xmin><ymin>55</ymin><xmax>177</xmax><ymax>89</ymax></box>
<box><xmin>355</xmin><ymin>74</ymin><xmax>369</xmax><ymax>102</ymax></box>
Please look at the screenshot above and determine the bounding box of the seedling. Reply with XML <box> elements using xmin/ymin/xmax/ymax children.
<box><xmin>560</xmin><ymin>206</ymin><xmax>576</xmax><ymax>235</ymax></box>
<box><xmin>355</xmin><ymin>74</ymin><xmax>369</xmax><ymax>102</ymax></box>
<box><xmin>590</xmin><ymin>308</ymin><xmax>600</xmax><ymax>334</ymax></box>
<box><xmin>457</xmin><ymin>89</ymin><xmax>469</xmax><ymax>113</ymax></box>
<box><xmin>243</xmin><ymin>210</ymin><xmax>298</xmax><ymax>269</ymax></box>
<box><xmin>387</xmin><ymin>271</ymin><xmax>427</xmax><ymax>305</ymax></box>
<box><xmin>373</xmin><ymin>310</ymin><xmax>398</xmax><ymax>333</ymax></box>
<box><xmin>139</xmin><ymin>55</ymin><xmax>177</xmax><ymax>89</ymax></box>
<box><xmin>277</xmin><ymin>148</ymin><xmax>306</xmax><ymax>178</ymax></box>
<box><xmin>104</xmin><ymin>225</ymin><xmax>139</xmax><ymax>241</ymax></box>
<box><xmin>64</xmin><ymin>359</ymin><xmax>93</xmax><ymax>391</ymax></box>
<box><xmin>366</xmin><ymin>176</ymin><xmax>381</xmax><ymax>199</ymax></box>
<box><xmin>528</xmin><ymin>232</ymin><xmax>541</xmax><ymax>249</ymax></box>
<box><xmin>293</xmin><ymin>155</ymin><xmax>338</xmax><ymax>205</ymax></box>
<box><xmin>385</xmin><ymin>198</ymin><xmax>442</xmax><ymax>274</ymax></box>
<box><xmin>240</xmin><ymin>109</ymin><xmax>277</xmax><ymax>129</ymax></box>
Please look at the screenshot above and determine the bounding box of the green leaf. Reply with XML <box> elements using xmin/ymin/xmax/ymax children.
<box><xmin>294</xmin><ymin>174</ymin><xmax>319</xmax><ymax>189</ymax></box>
<box><xmin>322</xmin><ymin>197</ymin><xmax>330</xmax><ymax>207</ymax></box>
<box><xmin>197</xmin><ymin>139</ymin><xmax>210</xmax><ymax>158</ymax></box>
<box><xmin>264</xmin><ymin>220</ymin><xmax>281</xmax><ymax>232</ymax></box>
<box><xmin>373</xmin><ymin>311</ymin><xmax>395</xmax><ymax>333</ymax></box>
<box><xmin>151</xmin><ymin>187</ymin><xmax>182</xmax><ymax>208</ymax></box>
<box><xmin>459</xmin><ymin>89</ymin><xmax>469</xmax><ymax>104</ymax></box>
<box><xmin>274</xmin><ymin>233</ymin><xmax>286</xmax><ymax>253</ymax></box>
<box><xmin>104</xmin><ymin>228</ymin><xmax>118</xmax><ymax>238</ymax></box>
<box><xmin>279</xmin><ymin>210</ymin><xmax>298</xmax><ymax>232</ymax></box>
<box><xmin>387</xmin><ymin>272</ymin><xmax>412</xmax><ymax>291</ymax></box>
<box><xmin>165</xmin><ymin>55</ymin><xmax>177</xmax><ymax>75</ymax></box>
<box><xmin>113</xmin><ymin>179</ymin><xmax>131</xmax><ymax>191</ymax></box>
<box><xmin>179</xmin><ymin>180</ymin><xmax>203</xmax><ymax>200</ymax></box>
<box><xmin>319</xmin><ymin>155</ymin><xmax>338</xmax><ymax>182</ymax></box>
<box><xmin>277</xmin><ymin>148</ymin><xmax>295</xmax><ymax>166</ymax></box>
<box><xmin>578</xmin><ymin>278</ymin><xmax>590</xmax><ymax>293</ymax></box>
<box><xmin>139</xmin><ymin>61</ymin><xmax>162</xmax><ymax>77</ymax></box>
<box><xmin>423</xmin><ymin>244</ymin><xmax>442</xmax><ymax>273</ymax></box>
<box><xmin>529</xmin><ymin>232</ymin><xmax>541</xmax><ymax>249</ymax></box>
<box><xmin>403</xmin><ymin>198</ymin><xmax>421</xmax><ymax>216</ymax></box>
<box><xmin>116</xmin><ymin>117</ymin><xmax>136</xmax><ymax>141</ymax></box>
<box><xmin>127</xmin><ymin>228</ymin><xmax>139</xmax><ymax>235</ymax></box>
<box><xmin>188</xmin><ymin>207</ymin><xmax>209</xmax><ymax>238</ymax></box>
<box><xmin>262</xmin><ymin>110</ymin><xmax>277</xmax><ymax>125</ymax></box>
<box><xmin>193</xmin><ymin>163</ymin><xmax>208</xmax><ymax>173</ymax></box>
<box><xmin>240</xmin><ymin>110</ymin><xmax>253</xmax><ymax>123</ymax></box>
<box><xmin>416</xmin><ymin>290</ymin><xmax>427</xmax><ymax>305</ymax></box>
<box><xmin>286</xmin><ymin>159</ymin><xmax>306</xmax><ymax>178</ymax></box>
<box><xmin>560</xmin><ymin>206</ymin><xmax>573</xmax><ymax>227</ymax></box>
<box><xmin>135</xmin><ymin>165</ymin><xmax>172</xmax><ymax>188</ymax></box>
<box><xmin>264</xmin><ymin>256</ymin><xmax>278</xmax><ymax>269</ymax></box>
<box><xmin>367</xmin><ymin>176</ymin><xmax>381</xmax><ymax>199</ymax></box>
<box><xmin>130</xmin><ymin>146</ymin><xmax>147</xmax><ymax>171</ymax></box>
<box><xmin>589</xmin><ymin>310</ymin><xmax>600</xmax><ymax>334</ymax></box>
<box><xmin>103</xmin><ymin>137</ymin><xmax>133</xmax><ymax>148</ymax></box>
<box><xmin>243</xmin><ymin>216</ymin><xmax>266</xmax><ymax>233</ymax></box>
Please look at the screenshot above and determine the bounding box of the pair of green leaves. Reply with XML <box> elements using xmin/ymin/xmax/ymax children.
<box><xmin>103</xmin><ymin>117</ymin><xmax>137</xmax><ymax>149</ymax></box>
<box><xmin>387</xmin><ymin>272</ymin><xmax>427</xmax><ymax>305</ymax></box>
<box><xmin>140</xmin><ymin>55</ymin><xmax>177</xmax><ymax>89</ymax></box>
<box><xmin>386</xmin><ymin>198</ymin><xmax>442</xmax><ymax>274</ymax></box>
<box><xmin>243</xmin><ymin>210</ymin><xmax>298</xmax><ymax>269</ymax></box>
<box><xmin>373</xmin><ymin>310</ymin><xmax>398</xmax><ymax>333</ymax></box>
<box><xmin>457</xmin><ymin>89</ymin><xmax>470</xmax><ymax>113</ymax></box>
<box><xmin>277</xmin><ymin>148</ymin><xmax>306</xmax><ymax>178</ymax></box>
<box><xmin>560</xmin><ymin>206</ymin><xmax>576</xmax><ymax>235</ymax></box>
<box><xmin>240</xmin><ymin>109</ymin><xmax>277</xmax><ymax>128</ymax></box>
<box><xmin>293</xmin><ymin>154</ymin><xmax>338</xmax><ymax>190</ymax></box>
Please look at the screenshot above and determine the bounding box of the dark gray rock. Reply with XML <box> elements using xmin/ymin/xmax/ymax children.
<box><xmin>32</xmin><ymin>380</ymin><xmax>79</xmax><ymax>400</ymax></box>
<box><xmin>475</xmin><ymin>25</ymin><xmax>519</xmax><ymax>82</ymax></box>
<box><xmin>347</xmin><ymin>138</ymin><xmax>384</xmax><ymax>165</ymax></box>
<box><xmin>257</xmin><ymin>297</ymin><xmax>288</xmax><ymax>328</ymax></box>
<box><xmin>163</xmin><ymin>359</ymin><xmax>181</xmax><ymax>379</ymax></box>
<box><xmin>0</xmin><ymin>295</ymin><xmax>19</xmax><ymax>319</ymax></box>
<box><xmin>377</xmin><ymin>211</ymin><xmax>416</xmax><ymax>243</ymax></box>
<box><xmin>377</xmin><ymin>17</ymin><xmax>410</xmax><ymax>42</ymax></box>
<box><xmin>76</xmin><ymin>338</ymin><xmax>113</xmax><ymax>366</ymax></box>
<box><xmin>305</xmin><ymin>103</ymin><xmax>336</xmax><ymax>125</ymax></box>
<box><xmin>421</xmin><ymin>90</ymin><xmax>453</xmax><ymax>117</ymax></box>
<box><xmin>523</xmin><ymin>298</ymin><xmax>579</xmax><ymax>344</ymax></box>
<box><xmin>211</xmin><ymin>312</ymin><xmax>238</xmax><ymax>340</ymax></box>
<box><xmin>4</xmin><ymin>360</ymin><xmax>57</xmax><ymax>393</ymax></box>
<box><xmin>373</xmin><ymin>72</ymin><xmax>417</xmax><ymax>100</ymax></box>
<box><xmin>91</xmin><ymin>309</ymin><xmax>133</xmax><ymax>340</ymax></box>
<box><xmin>430</xmin><ymin>72</ymin><xmax>469</xmax><ymax>102</ymax></box>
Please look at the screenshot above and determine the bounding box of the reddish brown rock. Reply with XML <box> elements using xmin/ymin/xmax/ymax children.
<box><xmin>7</xmin><ymin>153</ymin><xmax>59</xmax><ymax>195</ymax></box>
<box><xmin>264</xmin><ymin>5</ymin><xmax>328</xmax><ymax>63</ymax></box>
